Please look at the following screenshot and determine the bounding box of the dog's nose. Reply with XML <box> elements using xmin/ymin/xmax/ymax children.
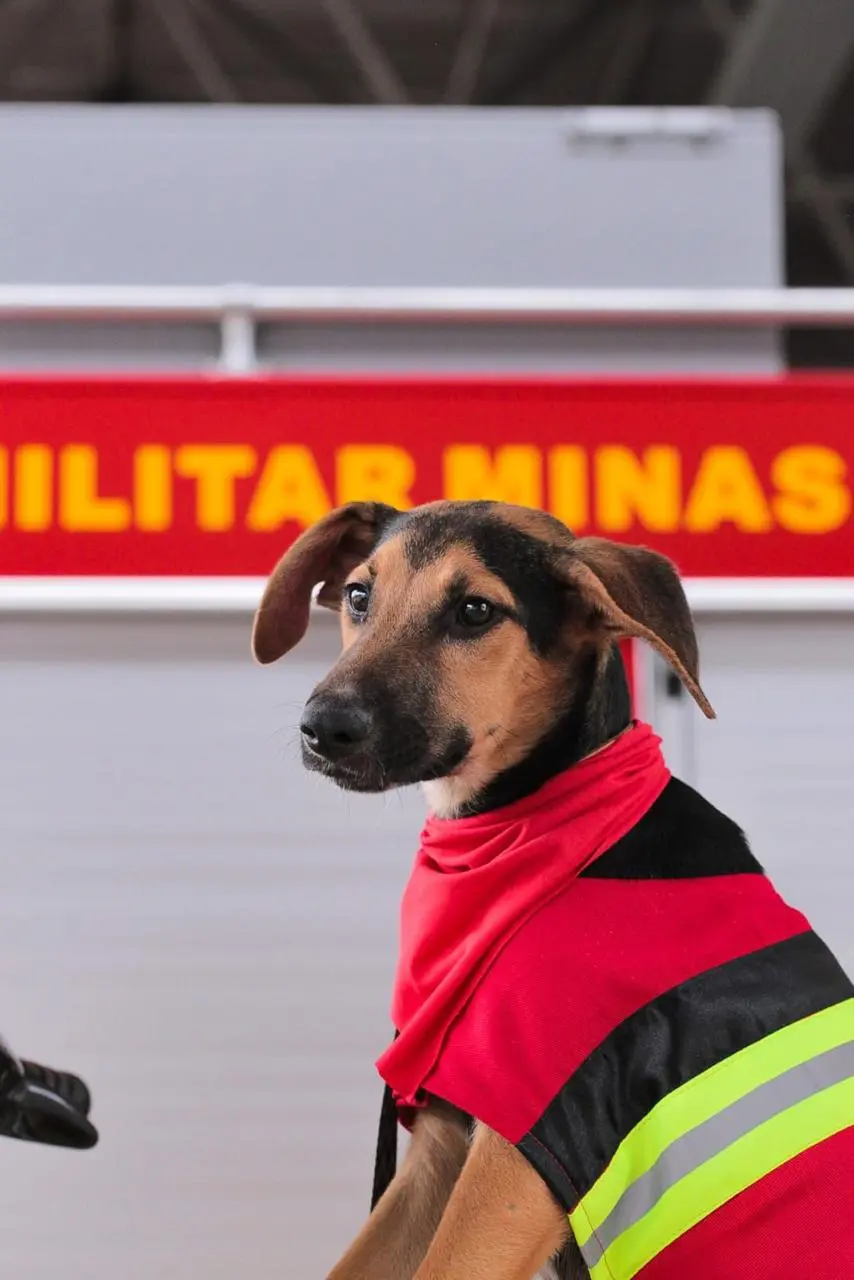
<box><xmin>300</xmin><ymin>697</ymin><xmax>374</xmax><ymax>760</ymax></box>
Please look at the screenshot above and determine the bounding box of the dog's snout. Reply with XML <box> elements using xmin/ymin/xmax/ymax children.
<box><xmin>300</xmin><ymin>697</ymin><xmax>374</xmax><ymax>761</ymax></box>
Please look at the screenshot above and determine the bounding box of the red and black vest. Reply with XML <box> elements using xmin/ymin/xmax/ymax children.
<box><xmin>379</xmin><ymin>776</ymin><xmax>854</xmax><ymax>1279</ymax></box>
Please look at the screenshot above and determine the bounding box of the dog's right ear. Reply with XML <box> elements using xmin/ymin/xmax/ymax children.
<box><xmin>559</xmin><ymin>536</ymin><xmax>716</xmax><ymax>719</ymax></box>
<box><xmin>251</xmin><ymin>502</ymin><xmax>399</xmax><ymax>664</ymax></box>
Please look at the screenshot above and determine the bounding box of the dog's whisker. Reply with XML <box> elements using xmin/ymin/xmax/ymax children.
<box><xmin>276</xmin><ymin>724</ymin><xmax>301</xmax><ymax>744</ymax></box>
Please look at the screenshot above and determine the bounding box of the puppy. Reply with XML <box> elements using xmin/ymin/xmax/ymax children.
<box><xmin>254</xmin><ymin>500</ymin><xmax>854</xmax><ymax>1280</ymax></box>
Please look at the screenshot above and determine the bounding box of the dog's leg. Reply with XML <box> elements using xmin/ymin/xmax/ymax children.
<box><xmin>327</xmin><ymin>1099</ymin><xmax>469</xmax><ymax>1280</ymax></box>
<box><xmin>413</xmin><ymin>1123</ymin><xmax>571</xmax><ymax>1280</ymax></box>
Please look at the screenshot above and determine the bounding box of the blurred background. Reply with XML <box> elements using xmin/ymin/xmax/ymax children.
<box><xmin>0</xmin><ymin>3</ymin><xmax>852</xmax><ymax>1277</ymax></box>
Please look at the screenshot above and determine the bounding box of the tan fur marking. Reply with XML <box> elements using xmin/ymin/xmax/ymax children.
<box><xmin>413</xmin><ymin>1123</ymin><xmax>570</xmax><ymax>1280</ymax></box>
<box><xmin>423</xmin><ymin>615</ymin><xmax>569</xmax><ymax>817</ymax></box>
<box><xmin>416</xmin><ymin>545</ymin><xmax>581</xmax><ymax>816</ymax></box>
<box><xmin>489</xmin><ymin>501</ymin><xmax>574</xmax><ymax>549</ymax></box>
<box><xmin>340</xmin><ymin>539</ymin><xmax>515</xmax><ymax>651</ymax></box>
<box><xmin>327</xmin><ymin>1099</ymin><xmax>469</xmax><ymax>1280</ymax></box>
<box><xmin>336</xmin><ymin>537</ymin><xmax>573</xmax><ymax>817</ymax></box>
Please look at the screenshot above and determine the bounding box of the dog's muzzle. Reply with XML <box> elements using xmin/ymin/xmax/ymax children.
<box><xmin>299</xmin><ymin>688</ymin><xmax>471</xmax><ymax>792</ymax></box>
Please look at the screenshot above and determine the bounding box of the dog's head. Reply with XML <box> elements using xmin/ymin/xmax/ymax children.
<box><xmin>252</xmin><ymin>500</ymin><xmax>714</xmax><ymax>816</ymax></box>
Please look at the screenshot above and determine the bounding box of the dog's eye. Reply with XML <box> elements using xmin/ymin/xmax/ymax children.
<box><xmin>456</xmin><ymin>598</ymin><xmax>495</xmax><ymax>630</ymax></box>
<box><xmin>345</xmin><ymin>583</ymin><xmax>371</xmax><ymax>619</ymax></box>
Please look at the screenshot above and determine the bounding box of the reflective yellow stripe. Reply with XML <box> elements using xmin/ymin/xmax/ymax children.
<box><xmin>570</xmin><ymin>996</ymin><xmax>854</xmax><ymax>1250</ymax></box>
<box><xmin>589</xmin><ymin>1073</ymin><xmax>854</xmax><ymax>1280</ymax></box>
<box><xmin>581</xmin><ymin>1040</ymin><xmax>854</xmax><ymax>1270</ymax></box>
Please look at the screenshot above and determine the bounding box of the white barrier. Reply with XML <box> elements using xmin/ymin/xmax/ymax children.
<box><xmin>0</xmin><ymin>284</ymin><xmax>854</xmax><ymax>371</ymax></box>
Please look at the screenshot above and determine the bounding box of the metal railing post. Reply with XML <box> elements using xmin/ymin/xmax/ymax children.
<box><xmin>218</xmin><ymin>286</ymin><xmax>258</xmax><ymax>374</ymax></box>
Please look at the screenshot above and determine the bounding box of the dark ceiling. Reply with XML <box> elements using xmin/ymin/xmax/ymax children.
<box><xmin>2</xmin><ymin>0</ymin><xmax>853</xmax><ymax>365</ymax></box>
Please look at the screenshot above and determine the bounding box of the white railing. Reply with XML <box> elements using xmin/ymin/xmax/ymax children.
<box><xmin>0</xmin><ymin>284</ymin><xmax>854</xmax><ymax>372</ymax></box>
<box><xmin>1</xmin><ymin>285</ymin><xmax>853</xmax><ymax>614</ymax></box>
<box><xmin>2</xmin><ymin>577</ymin><xmax>853</xmax><ymax>615</ymax></box>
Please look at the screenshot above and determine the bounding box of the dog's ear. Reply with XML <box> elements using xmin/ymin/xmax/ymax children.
<box><xmin>560</xmin><ymin>537</ymin><xmax>715</xmax><ymax>719</ymax></box>
<box><xmin>251</xmin><ymin>502</ymin><xmax>399</xmax><ymax>664</ymax></box>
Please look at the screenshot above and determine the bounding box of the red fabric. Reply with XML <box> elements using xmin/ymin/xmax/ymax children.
<box><xmin>373</xmin><ymin>716</ymin><xmax>844</xmax><ymax>1277</ymax></box>
<box><xmin>423</xmin><ymin>876</ymin><xmax>809</xmax><ymax>1142</ymax></box>
<box><xmin>377</xmin><ymin>722</ymin><xmax>671</xmax><ymax>1107</ymax></box>
<box><xmin>639</xmin><ymin>1123</ymin><xmax>854</xmax><ymax>1279</ymax></box>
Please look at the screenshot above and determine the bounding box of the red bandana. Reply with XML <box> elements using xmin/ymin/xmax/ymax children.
<box><xmin>376</xmin><ymin>720</ymin><xmax>670</xmax><ymax>1107</ymax></box>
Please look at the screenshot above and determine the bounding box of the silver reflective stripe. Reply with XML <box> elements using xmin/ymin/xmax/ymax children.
<box><xmin>580</xmin><ymin>1038</ymin><xmax>854</xmax><ymax>1271</ymax></box>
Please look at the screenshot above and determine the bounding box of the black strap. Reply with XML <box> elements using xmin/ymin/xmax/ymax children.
<box><xmin>370</xmin><ymin>1029</ymin><xmax>400</xmax><ymax>1211</ymax></box>
<box><xmin>369</xmin><ymin>1048</ymin><xmax>479</xmax><ymax>1213</ymax></box>
<box><xmin>370</xmin><ymin>1081</ymin><xmax>399</xmax><ymax>1211</ymax></box>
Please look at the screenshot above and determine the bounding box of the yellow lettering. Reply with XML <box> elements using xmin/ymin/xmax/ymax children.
<box><xmin>15</xmin><ymin>445</ymin><xmax>52</xmax><ymax>531</ymax></box>
<box><xmin>134</xmin><ymin>446</ymin><xmax>173</xmax><ymax>532</ymax></box>
<box><xmin>771</xmin><ymin>445</ymin><xmax>852</xmax><ymax>534</ymax></box>
<box><xmin>595</xmin><ymin>446</ymin><xmax>681</xmax><ymax>533</ymax></box>
<box><xmin>443</xmin><ymin>445</ymin><xmax>542</xmax><ymax>507</ymax></box>
<box><xmin>0</xmin><ymin>446</ymin><xmax>6</xmax><ymax>530</ymax></box>
<box><xmin>548</xmin><ymin>446</ymin><xmax>588</xmax><ymax>531</ymax></box>
<box><xmin>683</xmin><ymin>446</ymin><xmax>772</xmax><ymax>533</ymax></box>
<box><xmin>175</xmin><ymin>444</ymin><xmax>256</xmax><ymax>532</ymax></box>
<box><xmin>59</xmin><ymin>445</ymin><xmax>131</xmax><ymax>532</ymax></box>
<box><xmin>246</xmin><ymin>445</ymin><xmax>331</xmax><ymax>532</ymax></box>
<box><xmin>336</xmin><ymin>445</ymin><xmax>414</xmax><ymax>509</ymax></box>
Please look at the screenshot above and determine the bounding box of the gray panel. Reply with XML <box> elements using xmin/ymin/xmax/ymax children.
<box><xmin>0</xmin><ymin>321</ymin><xmax>219</xmax><ymax>371</ymax></box>
<box><xmin>258</xmin><ymin>323</ymin><xmax>780</xmax><ymax>374</ymax></box>
<box><xmin>0</xmin><ymin>105</ymin><xmax>782</xmax><ymax>371</ymax></box>
<box><xmin>0</xmin><ymin>106</ymin><xmax>782</xmax><ymax>289</ymax></box>
<box><xmin>0</xmin><ymin>614</ymin><xmax>423</xmax><ymax>1280</ymax></box>
<box><xmin>692</xmin><ymin>616</ymin><xmax>854</xmax><ymax>975</ymax></box>
<box><xmin>0</xmin><ymin>321</ymin><xmax>781</xmax><ymax>376</ymax></box>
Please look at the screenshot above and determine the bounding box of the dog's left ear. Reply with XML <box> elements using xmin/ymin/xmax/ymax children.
<box><xmin>560</xmin><ymin>537</ymin><xmax>715</xmax><ymax>719</ymax></box>
<box><xmin>252</xmin><ymin>502</ymin><xmax>398</xmax><ymax>664</ymax></box>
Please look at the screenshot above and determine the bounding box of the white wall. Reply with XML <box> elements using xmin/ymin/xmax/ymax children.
<box><xmin>0</xmin><ymin>613</ymin><xmax>423</xmax><ymax>1279</ymax></box>
<box><xmin>648</xmin><ymin>616</ymin><xmax>854</xmax><ymax>975</ymax></box>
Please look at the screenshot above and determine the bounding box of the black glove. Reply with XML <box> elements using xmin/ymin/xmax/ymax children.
<box><xmin>0</xmin><ymin>1037</ymin><xmax>98</xmax><ymax>1150</ymax></box>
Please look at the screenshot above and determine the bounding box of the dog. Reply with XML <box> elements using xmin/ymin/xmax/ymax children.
<box><xmin>253</xmin><ymin>500</ymin><xmax>854</xmax><ymax>1280</ymax></box>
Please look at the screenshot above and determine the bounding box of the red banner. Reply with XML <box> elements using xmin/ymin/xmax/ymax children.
<box><xmin>1</xmin><ymin>374</ymin><xmax>853</xmax><ymax>578</ymax></box>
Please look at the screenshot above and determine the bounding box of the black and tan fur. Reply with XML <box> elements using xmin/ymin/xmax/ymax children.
<box><xmin>253</xmin><ymin>500</ymin><xmax>716</xmax><ymax>1280</ymax></box>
